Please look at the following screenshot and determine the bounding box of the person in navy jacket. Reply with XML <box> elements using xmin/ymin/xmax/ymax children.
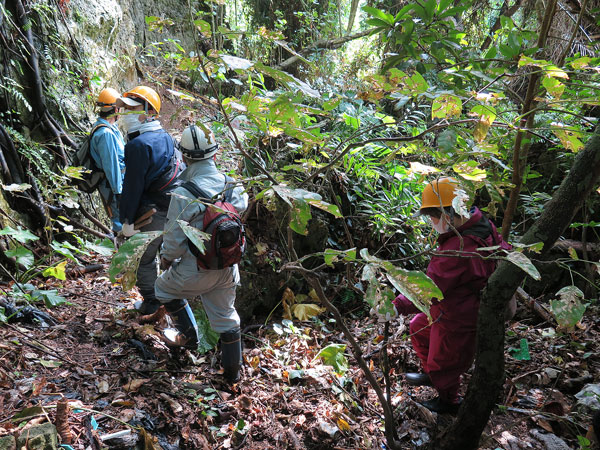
<box><xmin>116</xmin><ymin>86</ymin><xmax>183</xmax><ymax>313</ymax></box>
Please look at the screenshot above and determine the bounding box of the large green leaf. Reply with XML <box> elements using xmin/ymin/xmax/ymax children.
<box><xmin>0</xmin><ymin>226</ymin><xmax>39</xmax><ymax>244</ymax></box>
<box><xmin>550</xmin><ymin>286</ymin><xmax>586</xmax><ymax>330</ymax></box>
<box><xmin>177</xmin><ymin>220</ymin><xmax>210</xmax><ymax>255</ymax></box>
<box><xmin>5</xmin><ymin>246</ymin><xmax>34</xmax><ymax>269</ymax></box>
<box><xmin>109</xmin><ymin>231</ymin><xmax>163</xmax><ymax>290</ymax></box>
<box><xmin>85</xmin><ymin>238</ymin><xmax>115</xmax><ymax>256</ymax></box>
<box><xmin>289</xmin><ymin>198</ymin><xmax>311</xmax><ymax>235</ymax></box>
<box><xmin>323</xmin><ymin>248</ymin><xmax>356</xmax><ymax>267</ymax></box>
<box><xmin>31</xmin><ymin>289</ymin><xmax>67</xmax><ymax>307</ymax></box>
<box><xmin>273</xmin><ymin>186</ymin><xmax>340</xmax><ymax>235</ymax></box>
<box><xmin>361</xmin><ymin>249</ymin><xmax>442</xmax><ymax>322</ymax></box>
<box><xmin>505</xmin><ymin>251</ymin><xmax>541</xmax><ymax>281</ymax></box>
<box><xmin>317</xmin><ymin>343</ymin><xmax>348</xmax><ymax>375</ymax></box>
<box><xmin>254</xmin><ymin>63</ymin><xmax>319</xmax><ymax>98</ymax></box>
<box><xmin>193</xmin><ymin>306</ymin><xmax>220</xmax><ymax>353</ymax></box>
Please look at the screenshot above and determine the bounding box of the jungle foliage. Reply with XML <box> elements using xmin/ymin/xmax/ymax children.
<box><xmin>1</xmin><ymin>0</ymin><xmax>599</xmax><ymax>448</ymax></box>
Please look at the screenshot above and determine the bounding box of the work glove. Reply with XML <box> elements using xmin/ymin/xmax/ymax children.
<box><xmin>120</xmin><ymin>222</ymin><xmax>139</xmax><ymax>237</ymax></box>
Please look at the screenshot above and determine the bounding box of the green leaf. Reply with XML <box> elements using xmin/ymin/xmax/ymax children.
<box><xmin>542</xmin><ymin>75</ymin><xmax>564</xmax><ymax>99</ymax></box>
<box><xmin>360</xmin><ymin>249</ymin><xmax>442</xmax><ymax>322</ymax></box>
<box><xmin>0</xmin><ymin>307</ymin><xmax>6</xmax><ymax>323</ymax></box>
<box><xmin>254</xmin><ymin>63</ymin><xmax>319</xmax><ymax>98</ymax></box>
<box><xmin>42</xmin><ymin>261</ymin><xmax>67</xmax><ymax>281</ymax></box>
<box><xmin>85</xmin><ymin>238</ymin><xmax>115</xmax><ymax>256</ymax></box>
<box><xmin>12</xmin><ymin>406</ymin><xmax>44</xmax><ymax>421</ymax></box>
<box><xmin>505</xmin><ymin>252</ymin><xmax>541</xmax><ymax>281</ymax></box>
<box><xmin>50</xmin><ymin>241</ymin><xmax>77</xmax><ymax>262</ymax></box>
<box><xmin>220</xmin><ymin>54</ymin><xmax>254</xmax><ymax>70</ymax></box>
<box><xmin>362</xmin><ymin>6</ymin><xmax>394</xmax><ymax>24</ymax></box>
<box><xmin>177</xmin><ymin>220</ymin><xmax>210</xmax><ymax>255</ymax></box>
<box><xmin>289</xmin><ymin>198</ymin><xmax>311</xmax><ymax>235</ymax></box>
<box><xmin>342</xmin><ymin>113</ymin><xmax>360</xmax><ymax>130</ymax></box>
<box><xmin>432</xmin><ymin>94</ymin><xmax>462</xmax><ymax>119</ymax></box>
<box><xmin>567</xmin><ymin>247</ymin><xmax>578</xmax><ymax>260</ymax></box>
<box><xmin>0</xmin><ymin>226</ymin><xmax>39</xmax><ymax>244</ymax></box>
<box><xmin>109</xmin><ymin>231</ymin><xmax>163</xmax><ymax>290</ymax></box>
<box><xmin>509</xmin><ymin>338</ymin><xmax>531</xmax><ymax>360</ymax></box>
<box><xmin>569</xmin><ymin>56</ymin><xmax>591</xmax><ymax>69</ymax></box>
<box><xmin>193</xmin><ymin>306</ymin><xmax>220</xmax><ymax>354</ymax></box>
<box><xmin>305</xmin><ymin>199</ymin><xmax>342</xmax><ymax>218</ymax></box>
<box><xmin>453</xmin><ymin>160</ymin><xmax>487</xmax><ymax>181</ymax></box>
<box><xmin>39</xmin><ymin>359</ymin><xmax>62</xmax><ymax>368</ymax></box>
<box><xmin>193</xmin><ymin>19</ymin><xmax>212</xmax><ymax>37</ymax></box>
<box><xmin>323</xmin><ymin>248</ymin><xmax>356</xmax><ymax>267</ymax></box>
<box><xmin>437</xmin><ymin>129</ymin><xmax>457</xmax><ymax>152</ymax></box>
<box><xmin>550</xmin><ymin>286</ymin><xmax>586</xmax><ymax>330</ymax></box>
<box><xmin>551</xmin><ymin>123</ymin><xmax>584</xmax><ymax>152</ymax></box>
<box><xmin>317</xmin><ymin>343</ymin><xmax>348</xmax><ymax>375</ymax></box>
<box><xmin>31</xmin><ymin>289</ymin><xmax>67</xmax><ymax>307</ymax></box>
<box><xmin>5</xmin><ymin>246</ymin><xmax>34</xmax><ymax>269</ymax></box>
<box><xmin>322</xmin><ymin>97</ymin><xmax>341</xmax><ymax>111</ymax></box>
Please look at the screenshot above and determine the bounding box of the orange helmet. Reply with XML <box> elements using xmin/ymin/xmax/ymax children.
<box><xmin>420</xmin><ymin>177</ymin><xmax>459</xmax><ymax>210</ymax></box>
<box><xmin>96</xmin><ymin>88</ymin><xmax>121</xmax><ymax>108</ymax></box>
<box><xmin>121</xmin><ymin>86</ymin><xmax>161</xmax><ymax>114</ymax></box>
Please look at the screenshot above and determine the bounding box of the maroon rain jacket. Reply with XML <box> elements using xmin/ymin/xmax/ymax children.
<box><xmin>393</xmin><ymin>207</ymin><xmax>510</xmax><ymax>402</ymax></box>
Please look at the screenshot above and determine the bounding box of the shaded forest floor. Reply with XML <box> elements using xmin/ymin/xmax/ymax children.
<box><xmin>1</xmin><ymin>258</ymin><xmax>599</xmax><ymax>449</ymax></box>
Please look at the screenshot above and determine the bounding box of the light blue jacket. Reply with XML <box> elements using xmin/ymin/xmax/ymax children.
<box><xmin>161</xmin><ymin>158</ymin><xmax>248</xmax><ymax>261</ymax></box>
<box><xmin>90</xmin><ymin>118</ymin><xmax>125</xmax><ymax>195</ymax></box>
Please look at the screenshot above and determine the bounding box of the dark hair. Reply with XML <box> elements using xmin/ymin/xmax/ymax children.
<box><xmin>420</xmin><ymin>206</ymin><xmax>454</xmax><ymax>219</ymax></box>
<box><xmin>99</xmin><ymin>107</ymin><xmax>116</xmax><ymax>119</ymax></box>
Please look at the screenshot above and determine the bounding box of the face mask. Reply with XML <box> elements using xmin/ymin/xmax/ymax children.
<box><xmin>431</xmin><ymin>216</ymin><xmax>450</xmax><ymax>234</ymax></box>
<box><xmin>120</xmin><ymin>113</ymin><xmax>141</xmax><ymax>133</ymax></box>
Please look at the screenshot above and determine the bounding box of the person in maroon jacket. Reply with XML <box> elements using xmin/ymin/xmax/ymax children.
<box><xmin>394</xmin><ymin>177</ymin><xmax>510</xmax><ymax>414</ymax></box>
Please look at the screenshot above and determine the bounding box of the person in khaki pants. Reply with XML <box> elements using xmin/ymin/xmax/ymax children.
<box><xmin>155</xmin><ymin>124</ymin><xmax>247</xmax><ymax>383</ymax></box>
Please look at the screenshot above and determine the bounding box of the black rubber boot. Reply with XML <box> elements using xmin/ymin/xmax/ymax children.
<box><xmin>405</xmin><ymin>372</ymin><xmax>433</xmax><ymax>386</ymax></box>
<box><xmin>221</xmin><ymin>328</ymin><xmax>242</xmax><ymax>383</ymax></box>
<box><xmin>134</xmin><ymin>298</ymin><xmax>161</xmax><ymax>315</ymax></box>
<box><xmin>420</xmin><ymin>396</ymin><xmax>462</xmax><ymax>414</ymax></box>
<box><xmin>163</xmin><ymin>299</ymin><xmax>199</xmax><ymax>349</ymax></box>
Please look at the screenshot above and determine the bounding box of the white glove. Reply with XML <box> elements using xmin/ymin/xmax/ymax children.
<box><xmin>121</xmin><ymin>222</ymin><xmax>139</xmax><ymax>237</ymax></box>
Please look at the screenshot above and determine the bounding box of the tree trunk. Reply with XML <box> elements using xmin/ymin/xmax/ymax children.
<box><xmin>346</xmin><ymin>0</ymin><xmax>360</xmax><ymax>33</ymax></box>
<box><xmin>435</xmin><ymin>124</ymin><xmax>600</xmax><ymax>449</ymax></box>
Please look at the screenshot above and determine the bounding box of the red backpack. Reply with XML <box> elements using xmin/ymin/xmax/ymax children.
<box><xmin>182</xmin><ymin>177</ymin><xmax>245</xmax><ymax>270</ymax></box>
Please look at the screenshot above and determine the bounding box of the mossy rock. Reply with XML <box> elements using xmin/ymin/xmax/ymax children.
<box><xmin>16</xmin><ymin>423</ymin><xmax>58</xmax><ymax>450</ymax></box>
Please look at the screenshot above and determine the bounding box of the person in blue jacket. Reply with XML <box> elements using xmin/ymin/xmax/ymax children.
<box><xmin>90</xmin><ymin>88</ymin><xmax>125</xmax><ymax>232</ymax></box>
<box><xmin>116</xmin><ymin>86</ymin><xmax>183</xmax><ymax>314</ymax></box>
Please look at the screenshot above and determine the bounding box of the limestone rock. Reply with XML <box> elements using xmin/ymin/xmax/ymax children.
<box><xmin>16</xmin><ymin>422</ymin><xmax>58</xmax><ymax>450</ymax></box>
<box><xmin>575</xmin><ymin>383</ymin><xmax>600</xmax><ymax>413</ymax></box>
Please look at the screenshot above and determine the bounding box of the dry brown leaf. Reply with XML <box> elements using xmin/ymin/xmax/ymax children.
<box><xmin>123</xmin><ymin>378</ymin><xmax>149</xmax><ymax>392</ymax></box>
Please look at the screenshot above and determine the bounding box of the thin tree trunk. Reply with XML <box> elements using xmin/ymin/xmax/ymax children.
<box><xmin>436</xmin><ymin>123</ymin><xmax>600</xmax><ymax>450</ymax></box>
<box><xmin>501</xmin><ymin>0</ymin><xmax>558</xmax><ymax>240</ymax></box>
<box><xmin>481</xmin><ymin>0</ymin><xmax>523</xmax><ymax>51</ymax></box>
<box><xmin>346</xmin><ymin>0</ymin><xmax>360</xmax><ymax>33</ymax></box>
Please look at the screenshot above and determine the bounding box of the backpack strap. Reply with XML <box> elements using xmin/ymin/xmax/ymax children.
<box><xmin>181</xmin><ymin>181</ymin><xmax>213</xmax><ymax>203</ymax></box>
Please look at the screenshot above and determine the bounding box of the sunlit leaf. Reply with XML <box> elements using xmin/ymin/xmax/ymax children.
<box><xmin>317</xmin><ymin>344</ymin><xmax>348</xmax><ymax>375</ymax></box>
<box><xmin>471</xmin><ymin>104</ymin><xmax>496</xmax><ymax>142</ymax></box>
<box><xmin>542</xmin><ymin>76</ymin><xmax>564</xmax><ymax>99</ymax></box>
<box><xmin>569</xmin><ymin>56</ymin><xmax>591</xmax><ymax>69</ymax></box>
<box><xmin>361</xmin><ymin>249</ymin><xmax>442</xmax><ymax>322</ymax></box>
<box><xmin>43</xmin><ymin>261</ymin><xmax>67</xmax><ymax>281</ymax></box>
<box><xmin>0</xmin><ymin>226</ymin><xmax>39</xmax><ymax>244</ymax></box>
<box><xmin>337</xmin><ymin>418</ymin><xmax>351</xmax><ymax>432</ymax></box>
<box><xmin>409</xmin><ymin>162</ymin><xmax>439</xmax><ymax>174</ymax></box>
<box><xmin>505</xmin><ymin>252</ymin><xmax>541</xmax><ymax>281</ymax></box>
<box><xmin>289</xmin><ymin>198</ymin><xmax>311</xmax><ymax>235</ymax></box>
<box><xmin>40</xmin><ymin>359</ymin><xmax>62</xmax><ymax>368</ymax></box>
<box><xmin>109</xmin><ymin>231</ymin><xmax>163</xmax><ymax>290</ymax></box>
<box><xmin>453</xmin><ymin>161</ymin><xmax>487</xmax><ymax>181</ymax></box>
<box><xmin>193</xmin><ymin>306</ymin><xmax>220</xmax><ymax>353</ymax></box>
<box><xmin>194</xmin><ymin>19</ymin><xmax>212</xmax><ymax>37</ymax></box>
<box><xmin>221</xmin><ymin>54</ymin><xmax>254</xmax><ymax>70</ymax></box>
<box><xmin>292</xmin><ymin>303</ymin><xmax>324</xmax><ymax>320</ymax></box>
<box><xmin>432</xmin><ymin>94</ymin><xmax>462</xmax><ymax>119</ymax></box>
<box><xmin>85</xmin><ymin>238</ymin><xmax>115</xmax><ymax>256</ymax></box>
<box><xmin>305</xmin><ymin>199</ymin><xmax>342</xmax><ymax>217</ymax></box>
<box><xmin>568</xmin><ymin>247</ymin><xmax>578</xmax><ymax>260</ymax></box>
<box><xmin>551</xmin><ymin>123</ymin><xmax>584</xmax><ymax>152</ymax></box>
<box><xmin>2</xmin><ymin>183</ymin><xmax>31</xmax><ymax>192</ymax></box>
<box><xmin>323</xmin><ymin>248</ymin><xmax>356</xmax><ymax>267</ymax></box>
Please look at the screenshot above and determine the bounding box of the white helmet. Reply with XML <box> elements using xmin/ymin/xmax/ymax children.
<box><xmin>179</xmin><ymin>124</ymin><xmax>219</xmax><ymax>160</ymax></box>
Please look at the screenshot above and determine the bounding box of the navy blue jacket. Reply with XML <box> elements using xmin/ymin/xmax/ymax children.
<box><xmin>119</xmin><ymin>129</ymin><xmax>175</xmax><ymax>224</ymax></box>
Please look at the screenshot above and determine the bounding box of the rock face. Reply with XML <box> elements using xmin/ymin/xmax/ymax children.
<box><xmin>15</xmin><ymin>422</ymin><xmax>58</xmax><ymax>450</ymax></box>
<box><xmin>0</xmin><ymin>435</ymin><xmax>16</xmax><ymax>450</ymax></box>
